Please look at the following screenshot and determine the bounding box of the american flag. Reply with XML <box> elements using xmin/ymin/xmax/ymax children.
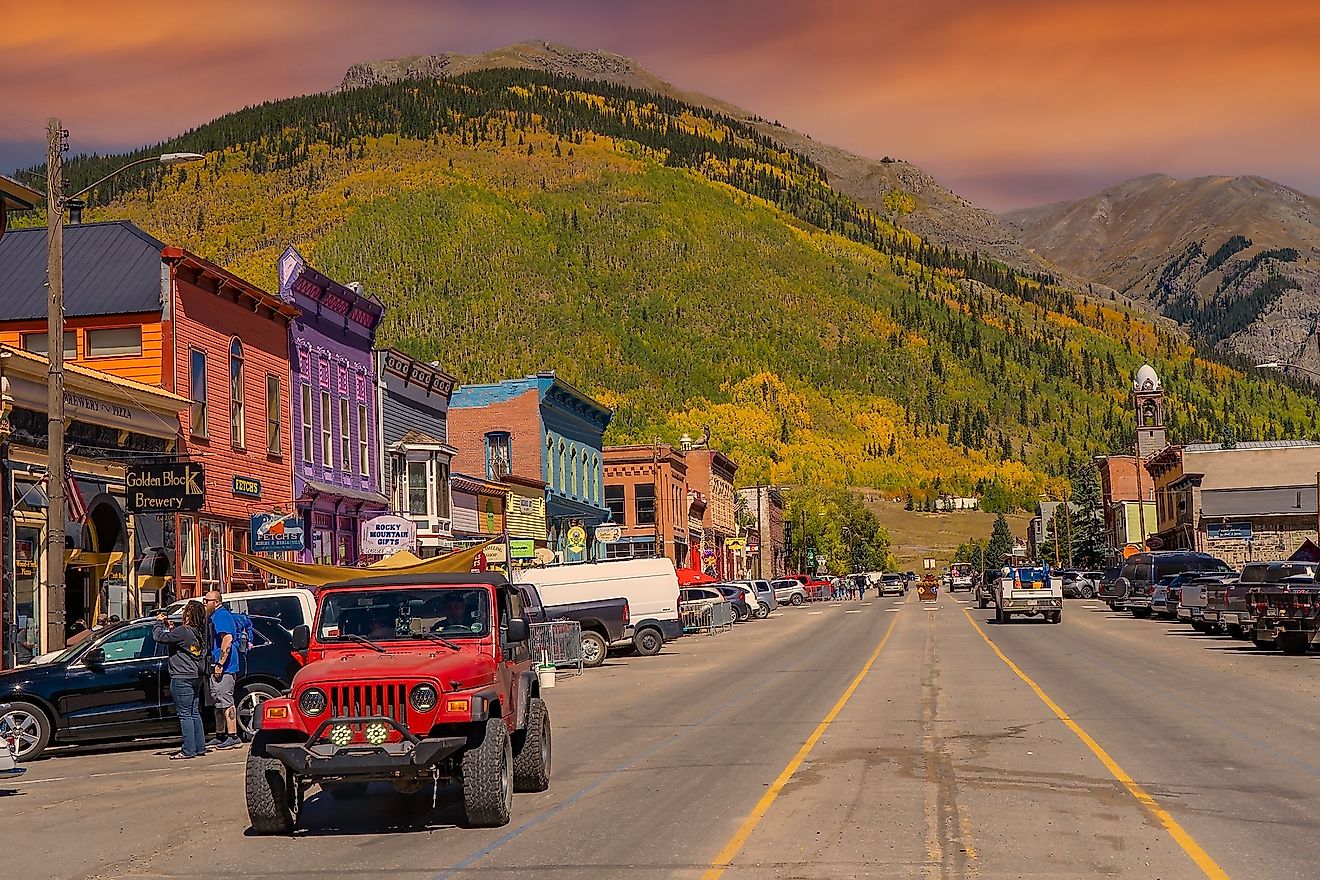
<box><xmin>62</xmin><ymin>461</ymin><xmax>88</xmax><ymax>522</ymax></box>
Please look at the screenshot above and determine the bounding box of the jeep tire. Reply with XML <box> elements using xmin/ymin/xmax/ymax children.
<box><xmin>245</xmin><ymin>753</ymin><xmax>297</xmax><ymax>834</ymax></box>
<box><xmin>513</xmin><ymin>697</ymin><xmax>552</xmax><ymax>792</ymax></box>
<box><xmin>462</xmin><ymin>717</ymin><xmax>513</xmax><ymax>827</ymax></box>
<box><xmin>579</xmin><ymin>630</ymin><xmax>608</xmax><ymax>668</ymax></box>
<box><xmin>633</xmin><ymin>626</ymin><xmax>663</xmax><ymax>656</ymax></box>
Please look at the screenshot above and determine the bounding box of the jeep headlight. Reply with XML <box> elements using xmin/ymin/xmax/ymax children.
<box><xmin>410</xmin><ymin>683</ymin><xmax>439</xmax><ymax>712</ymax></box>
<box><xmin>299</xmin><ymin>687</ymin><xmax>327</xmax><ymax>717</ymax></box>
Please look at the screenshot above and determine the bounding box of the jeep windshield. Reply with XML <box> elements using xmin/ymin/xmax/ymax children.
<box><xmin>316</xmin><ymin>587</ymin><xmax>492</xmax><ymax>643</ymax></box>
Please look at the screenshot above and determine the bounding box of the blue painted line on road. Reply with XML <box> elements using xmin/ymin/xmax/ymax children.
<box><xmin>431</xmin><ymin>646</ymin><xmax>823</xmax><ymax>878</ymax></box>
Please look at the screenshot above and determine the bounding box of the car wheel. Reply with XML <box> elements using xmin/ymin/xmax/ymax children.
<box><xmin>756</xmin><ymin>603</ymin><xmax>771</xmax><ymax>619</ymax></box>
<box><xmin>512</xmin><ymin>697</ymin><xmax>552</xmax><ymax>792</ymax></box>
<box><xmin>245</xmin><ymin>752</ymin><xmax>298</xmax><ymax>834</ymax></box>
<box><xmin>0</xmin><ymin>701</ymin><xmax>51</xmax><ymax>761</ymax></box>
<box><xmin>237</xmin><ymin>682</ymin><xmax>282</xmax><ymax>741</ymax></box>
<box><xmin>323</xmin><ymin>781</ymin><xmax>368</xmax><ymax>800</ymax></box>
<box><xmin>1227</xmin><ymin>624</ymin><xmax>1246</xmax><ymax>640</ymax></box>
<box><xmin>1278</xmin><ymin>631</ymin><xmax>1309</xmax><ymax>656</ymax></box>
<box><xmin>790</xmin><ymin>593</ymin><xmax>804</xmax><ymax>606</ymax></box>
<box><xmin>462</xmin><ymin>717</ymin><xmax>513</xmax><ymax>827</ymax></box>
<box><xmin>633</xmin><ymin>626</ymin><xmax>663</xmax><ymax>656</ymax></box>
<box><xmin>1081</xmin><ymin>583</ymin><xmax>1095</xmax><ymax>599</ymax></box>
<box><xmin>578</xmin><ymin>631</ymin><xmax>608</xmax><ymax>668</ymax></box>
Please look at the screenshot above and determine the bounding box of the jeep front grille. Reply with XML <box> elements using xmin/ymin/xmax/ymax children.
<box><xmin>327</xmin><ymin>683</ymin><xmax>408</xmax><ymax>722</ymax></box>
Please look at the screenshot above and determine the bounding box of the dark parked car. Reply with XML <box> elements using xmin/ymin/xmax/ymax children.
<box><xmin>515</xmin><ymin>582</ymin><xmax>629</xmax><ymax>668</ymax></box>
<box><xmin>1112</xmin><ymin>552</ymin><xmax>1232</xmax><ymax>617</ymax></box>
<box><xmin>715</xmin><ymin>585</ymin><xmax>754</xmax><ymax>622</ymax></box>
<box><xmin>1151</xmin><ymin>571</ymin><xmax>1207</xmax><ymax>620</ymax></box>
<box><xmin>0</xmin><ymin>615</ymin><xmax>298</xmax><ymax>761</ymax></box>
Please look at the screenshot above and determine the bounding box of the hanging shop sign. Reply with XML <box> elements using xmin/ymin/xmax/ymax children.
<box><xmin>251</xmin><ymin>512</ymin><xmax>307</xmax><ymax>553</ymax></box>
<box><xmin>125</xmin><ymin>463</ymin><xmax>205</xmax><ymax>512</ymax></box>
<box><xmin>1207</xmin><ymin>522</ymin><xmax>1253</xmax><ymax>541</ymax></box>
<box><xmin>509</xmin><ymin>539</ymin><xmax>536</xmax><ymax>559</ymax></box>
<box><xmin>360</xmin><ymin>515</ymin><xmax>418</xmax><ymax>555</ymax></box>
<box><xmin>595</xmin><ymin>523</ymin><xmax>622</xmax><ymax>544</ymax></box>
<box><xmin>566</xmin><ymin>525</ymin><xmax>588</xmax><ymax>554</ymax></box>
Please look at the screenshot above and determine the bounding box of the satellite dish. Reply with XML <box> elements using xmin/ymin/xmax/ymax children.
<box><xmin>533</xmin><ymin>548</ymin><xmax>556</xmax><ymax>566</ymax></box>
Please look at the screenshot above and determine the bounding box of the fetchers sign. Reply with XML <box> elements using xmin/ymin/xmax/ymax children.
<box><xmin>360</xmin><ymin>515</ymin><xmax>418</xmax><ymax>555</ymax></box>
<box><xmin>125</xmin><ymin>463</ymin><xmax>206</xmax><ymax>512</ymax></box>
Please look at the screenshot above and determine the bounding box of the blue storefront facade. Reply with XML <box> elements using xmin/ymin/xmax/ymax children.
<box><xmin>448</xmin><ymin>372</ymin><xmax>611</xmax><ymax>562</ymax></box>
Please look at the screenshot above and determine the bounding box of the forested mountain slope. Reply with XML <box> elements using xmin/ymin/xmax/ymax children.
<box><xmin>27</xmin><ymin>69</ymin><xmax>1319</xmax><ymax>508</ymax></box>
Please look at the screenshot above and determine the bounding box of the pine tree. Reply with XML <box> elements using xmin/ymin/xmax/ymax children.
<box><xmin>986</xmin><ymin>513</ymin><xmax>1015</xmax><ymax>580</ymax></box>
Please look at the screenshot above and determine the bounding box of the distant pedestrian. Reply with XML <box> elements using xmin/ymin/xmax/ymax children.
<box><xmin>154</xmin><ymin>601</ymin><xmax>207</xmax><ymax>759</ymax></box>
<box><xmin>203</xmin><ymin>590</ymin><xmax>243</xmax><ymax>750</ymax></box>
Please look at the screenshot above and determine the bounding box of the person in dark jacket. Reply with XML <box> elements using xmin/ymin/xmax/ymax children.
<box><xmin>154</xmin><ymin>601</ymin><xmax>207</xmax><ymax>759</ymax></box>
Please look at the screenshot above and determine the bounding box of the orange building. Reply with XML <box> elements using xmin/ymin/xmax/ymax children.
<box><xmin>685</xmin><ymin>448</ymin><xmax>739</xmax><ymax>578</ymax></box>
<box><xmin>602</xmin><ymin>444</ymin><xmax>689</xmax><ymax>565</ymax></box>
<box><xmin>0</xmin><ymin>221</ymin><xmax>298</xmax><ymax>600</ymax></box>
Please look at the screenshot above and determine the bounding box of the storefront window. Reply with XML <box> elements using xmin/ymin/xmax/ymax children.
<box><xmin>178</xmin><ymin>516</ymin><xmax>196</xmax><ymax>578</ymax></box>
<box><xmin>337</xmin><ymin>532</ymin><xmax>355</xmax><ymax>566</ymax></box>
<box><xmin>13</xmin><ymin>527</ymin><xmax>41</xmax><ymax>664</ymax></box>
<box><xmin>312</xmin><ymin>529</ymin><xmax>333</xmax><ymax>565</ymax></box>
<box><xmin>199</xmin><ymin>521</ymin><xmax>226</xmax><ymax>592</ymax></box>
<box><xmin>407</xmin><ymin>460</ymin><xmax>429</xmax><ymax>516</ymax></box>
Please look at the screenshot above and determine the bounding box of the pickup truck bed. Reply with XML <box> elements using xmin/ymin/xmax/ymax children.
<box><xmin>516</xmin><ymin>584</ymin><xmax>630</xmax><ymax>668</ymax></box>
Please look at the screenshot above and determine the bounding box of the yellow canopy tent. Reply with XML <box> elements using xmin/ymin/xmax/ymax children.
<box><xmin>231</xmin><ymin>537</ymin><xmax>502</xmax><ymax>588</ymax></box>
<box><xmin>368</xmin><ymin>549</ymin><xmax>425</xmax><ymax>569</ymax></box>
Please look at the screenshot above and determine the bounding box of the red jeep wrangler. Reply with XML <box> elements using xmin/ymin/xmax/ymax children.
<box><xmin>245</xmin><ymin>573</ymin><xmax>551</xmax><ymax>833</ymax></box>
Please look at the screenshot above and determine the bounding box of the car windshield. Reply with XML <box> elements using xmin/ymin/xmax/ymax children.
<box><xmin>316</xmin><ymin>587</ymin><xmax>492</xmax><ymax>642</ymax></box>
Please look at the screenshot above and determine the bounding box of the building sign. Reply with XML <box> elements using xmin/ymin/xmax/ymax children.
<box><xmin>566</xmin><ymin>525</ymin><xmax>588</xmax><ymax>554</ymax></box>
<box><xmin>251</xmin><ymin>512</ymin><xmax>306</xmax><ymax>553</ymax></box>
<box><xmin>595</xmin><ymin>523</ymin><xmax>622</xmax><ymax>544</ymax></box>
<box><xmin>7</xmin><ymin>374</ymin><xmax>181</xmax><ymax>441</ymax></box>
<box><xmin>125</xmin><ymin>463</ymin><xmax>205</xmax><ymax>512</ymax></box>
<box><xmin>361</xmin><ymin>514</ymin><xmax>418</xmax><ymax>555</ymax></box>
<box><xmin>1207</xmin><ymin>522</ymin><xmax>1254</xmax><ymax>541</ymax></box>
<box><xmin>381</xmin><ymin>350</ymin><xmax>456</xmax><ymax>399</ymax></box>
<box><xmin>233</xmin><ymin>476</ymin><xmax>262</xmax><ymax>498</ymax></box>
<box><xmin>726</xmin><ymin>537</ymin><xmax>747</xmax><ymax>551</ymax></box>
<box><xmin>509</xmin><ymin>538</ymin><xmax>536</xmax><ymax>559</ymax></box>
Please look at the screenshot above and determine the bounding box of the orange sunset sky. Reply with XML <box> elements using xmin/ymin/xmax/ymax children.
<box><xmin>2</xmin><ymin>0</ymin><xmax>1317</xmax><ymax>209</ymax></box>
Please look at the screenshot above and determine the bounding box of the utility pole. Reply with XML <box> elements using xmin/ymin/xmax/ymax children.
<box><xmin>652</xmin><ymin>437</ymin><xmax>661</xmax><ymax>561</ymax></box>
<box><xmin>45</xmin><ymin>118</ymin><xmax>67</xmax><ymax>653</ymax></box>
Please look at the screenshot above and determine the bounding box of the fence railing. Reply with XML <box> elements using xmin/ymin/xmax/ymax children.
<box><xmin>682</xmin><ymin>601</ymin><xmax>735</xmax><ymax>634</ymax></box>
<box><xmin>530</xmin><ymin>620</ymin><xmax>583</xmax><ymax>675</ymax></box>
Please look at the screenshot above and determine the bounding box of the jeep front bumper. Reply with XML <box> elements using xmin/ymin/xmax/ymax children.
<box><xmin>265</xmin><ymin>715</ymin><xmax>467</xmax><ymax>778</ymax></box>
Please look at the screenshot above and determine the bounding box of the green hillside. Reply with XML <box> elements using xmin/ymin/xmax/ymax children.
<box><xmin>30</xmin><ymin>70</ymin><xmax>1320</xmax><ymax>508</ymax></box>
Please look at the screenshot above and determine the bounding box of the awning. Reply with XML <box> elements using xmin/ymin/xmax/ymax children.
<box><xmin>300</xmin><ymin>479</ymin><xmax>389</xmax><ymax>506</ymax></box>
<box><xmin>232</xmin><ymin>537</ymin><xmax>501</xmax><ymax>588</ymax></box>
<box><xmin>677</xmin><ymin>567</ymin><xmax>718</xmax><ymax>586</ymax></box>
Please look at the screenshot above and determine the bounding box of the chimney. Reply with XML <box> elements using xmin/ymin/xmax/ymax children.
<box><xmin>66</xmin><ymin>198</ymin><xmax>85</xmax><ymax>225</ymax></box>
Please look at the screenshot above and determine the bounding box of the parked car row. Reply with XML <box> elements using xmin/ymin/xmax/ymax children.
<box><xmin>1097</xmin><ymin>551</ymin><xmax>1320</xmax><ymax>655</ymax></box>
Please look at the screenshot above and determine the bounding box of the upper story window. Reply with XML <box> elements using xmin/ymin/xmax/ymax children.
<box><xmin>486</xmin><ymin>432</ymin><xmax>511</xmax><ymax>480</ymax></box>
<box><xmin>320</xmin><ymin>390</ymin><xmax>332</xmax><ymax>466</ymax></box>
<box><xmin>605</xmin><ymin>485</ymin><xmax>625</xmax><ymax>523</ymax></box>
<box><xmin>569</xmin><ymin>446</ymin><xmax>579</xmax><ymax>498</ymax></box>
<box><xmin>406</xmin><ymin>460</ymin><xmax>429</xmax><ymax>516</ymax></box>
<box><xmin>300</xmin><ymin>385</ymin><xmax>313</xmax><ymax>463</ymax></box>
<box><xmin>435</xmin><ymin>460</ymin><xmax>451</xmax><ymax>520</ymax></box>
<box><xmin>266</xmin><ymin>375</ymin><xmax>282</xmax><ymax>456</ymax></box>
<box><xmin>635</xmin><ymin>483</ymin><xmax>656</xmax><ymax>526</ymax></box>
<box><xmin>338</xmin><ymin>398</ymin><xmax>350</xmax><ymax>473</ymax></box>
<box><xmin>22</xmin><ymin>330</ymin><xmax>76</xmax><ymax>360</ymax></box>
<box><xmin>558</xmin><ymin>440</ymin><xmax>566</xmax><ymax>493</ymax></box>
<box><xmin>86</xmin><ymin>326</ymin><xmax>142</xmax><ymax>358</ymax></box>
<box><xmin>591</xmin><ymin>454</ymin><xmax>600</xmax><ymax>504</ymax></box>
<box><xmin>189</xmin><ymin>349</ymin><xmax>208</xmax><ymax>438</ymax></box>
<box><xmin>546</xmin><ymin>433</ymin><xmax>555</xmax><ymax>486</ymax></box>
<box><xmin>358</xmin><ymin>405</ymin><xmax>369</xmax><ymax>476</ymax></box>
<box><xmin>229</xmin><ymin>338</ymin><xmax>245</xmax><ymax>448</ymax></box>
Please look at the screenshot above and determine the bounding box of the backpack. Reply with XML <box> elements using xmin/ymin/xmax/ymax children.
<box><xmin>232</xmin><ymin>611</ymin><xmax>256</xmax><ymax>655</ymax></box>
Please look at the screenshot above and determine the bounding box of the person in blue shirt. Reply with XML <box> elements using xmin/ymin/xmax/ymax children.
<box><xmin>203</xmin><ymin>591</ymin><xmax>242</xmax><ymax>750</ymax></box>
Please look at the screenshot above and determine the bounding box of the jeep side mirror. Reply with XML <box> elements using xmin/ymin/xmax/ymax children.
<box><xmin>291</xmin><ymin>625</ymin><xmax>311</xmax><ymax>652</ymax></box>
<box><xmin>506</xmin><ymin>618</ymin><xmax>529</xmax><ymax>643</ymax></box>
<box><xmin>83</xmin><ymin>647</ymin><xmax>105</xmax><ymax>667</ymax></box>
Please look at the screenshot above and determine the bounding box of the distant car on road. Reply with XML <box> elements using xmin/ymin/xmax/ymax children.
<box><xmin>949</xmin><ymin>563</ymin><xmax>976</xmax><ymax>592</ymax></box>
<box><xmin>877</xmin><ymin>572</ymin><xmax>907</xmax><ymax>597</ymax></box>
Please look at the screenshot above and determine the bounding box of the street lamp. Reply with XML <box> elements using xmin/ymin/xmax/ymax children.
<box><xmin>43</xmin><ymin>117</ymin><xmax>203</xmax><ymax>651</ymax></box>
<box><xmin>1257</xmin><ymin>361</ymin><xmax>1320</xmax><ymax>380</ymax></box>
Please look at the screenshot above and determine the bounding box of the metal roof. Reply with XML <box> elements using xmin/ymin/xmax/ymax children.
<box><xmin>1184</xmin><ymin>440</ymin><xmax>1320</xmax><ymax>452</ymax></box>
<box><xmin>0</xmin><ymin>221</ymin><xmax>165</xmax><ymax>321</ymax></box>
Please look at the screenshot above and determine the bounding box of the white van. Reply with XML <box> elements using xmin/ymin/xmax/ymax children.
<box><xmin>516</xmin><ymin>557</ymin><xmax>683</xmax><ymax>656</ymax></box>
<box><xmin>166</xmin><ymin>588</ymin><xmax>315</xmax><ymax>632</ymax></box>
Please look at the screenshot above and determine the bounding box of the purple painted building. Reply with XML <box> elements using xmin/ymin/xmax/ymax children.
<box><xmin>278</xmin><ymin>247</ymin><xmax>387</xmax><ymax>565</ymax></box>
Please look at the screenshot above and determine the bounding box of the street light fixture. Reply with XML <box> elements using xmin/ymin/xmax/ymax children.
<box><xmin>1256</xmin><ymin>361</ymin><xmax>1320</xmax><ymax>380</ymax></box>
<box><xmin>43</xmin><ymin>117</ymin><xmax>204</xmax><ymax>652</ymax></box>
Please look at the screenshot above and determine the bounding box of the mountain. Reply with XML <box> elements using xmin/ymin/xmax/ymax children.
<box><xmin>1002</xmin><ymin>174</ymin><xmax>1320</xmax><ymax>376</ymax></box>
<box><xmin>20</xmin><ymin>67</ymin><xmax>1320</xmax><ymax>509</ymax></box>
<box><xmin>343</xmin><ymin>42</ymin><xmax>1056</xmax><ymax>275</ymax></box>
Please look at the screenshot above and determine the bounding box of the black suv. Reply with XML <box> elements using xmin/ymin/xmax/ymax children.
<box><xmin>1111</xmin><ymin>552</ymin><xmax>1233</xmax><ymax>617</ymax></box>
<box><xmin>0</xmin><ymin>615</ymin><xmax>298</xmax><ymax>761</ymax></box>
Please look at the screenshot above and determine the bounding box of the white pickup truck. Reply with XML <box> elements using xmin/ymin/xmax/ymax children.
<box><xmin>993</xmin><ymin>566</ymin><xmax>1063</xmax><ymax>624</ymax></box>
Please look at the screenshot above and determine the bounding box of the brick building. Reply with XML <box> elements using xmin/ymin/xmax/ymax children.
<box><xmin>449</xmin><ymin>373</ymin><xmax>611</xmax><ymax>562</ymax></box>
<box><xmin>736</xmin><ymin>486</ymin><xmax>786</xmax><ymax>578</ymax></box>
<box><xmin>685</xmin><ymin>448</ymin><xmax>738</xmax><ymax>578</ymax></box>
<box><xmin>603</xmin><ymin>444</ymin><xmax>689</xmax><ymax>565</ymax></box>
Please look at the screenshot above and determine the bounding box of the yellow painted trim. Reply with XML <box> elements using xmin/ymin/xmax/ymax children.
<box><xmin>700</xmin><ymin>608</ymin><xmax>902</xmax><ymax>879</ymax></box>
<box><xmin>959</xmin><ymin>606</ymin><xmax>1230</xmax><ymax>880</ymax></box>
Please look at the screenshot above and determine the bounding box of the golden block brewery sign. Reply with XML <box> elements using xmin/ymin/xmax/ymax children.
<box><xmin>125</xmin><ymin>463</ymin><xmax>206</xmax><ymax>512</ymax></box>
<box><xmin>567</xmin><ymin>525</ymin><xmax>588</xmax><ymax>554</ymax></box>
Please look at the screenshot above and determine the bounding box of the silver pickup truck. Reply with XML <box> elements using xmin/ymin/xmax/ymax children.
<box><xmin>1177</xmin><ymin>573</ymin><xmax>1239</xmax><ymax>630</ymax></box>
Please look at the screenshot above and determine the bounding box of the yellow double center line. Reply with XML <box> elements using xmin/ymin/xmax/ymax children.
<box><xmin>960</xmin><ymin>606</ymin><xmax>1230</xmax><ymax>880</ymax></box>
<box><xmin>700</xmin><ymin>608</ymin><xmax>901</xmax><ymax>880</ymax></box>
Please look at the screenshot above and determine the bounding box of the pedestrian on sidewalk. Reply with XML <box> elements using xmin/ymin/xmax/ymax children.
<box><xmin>203</xmin><ymin>590</ymin><xmax>243</xmax><ymax>750</ymax></box>
<box><xmin>154</xmin><ymin>601</ymin><xmax>207</xmax><ymax>759</ymax></box>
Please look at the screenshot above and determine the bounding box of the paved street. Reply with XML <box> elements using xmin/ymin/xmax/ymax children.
<box><xmin>6</xmin><ymin>593</ymin><xmax>1320</xmax><ymax>879</ymax></box>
